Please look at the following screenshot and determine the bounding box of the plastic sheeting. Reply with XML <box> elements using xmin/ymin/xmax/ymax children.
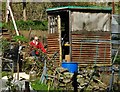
<box><xmin>112</xmin><ymin>15</ymin><xmax>120</xmax><ymax>33</ymax></box>
<box><xmin>111</xmin><ymin>15</ymin><xmax>120</xmax><ymax>56</ymax></box>
<box><xmin>72</xmin><ymin>12</ymin><xmax>111</xmax><ymax>31</ymax></box>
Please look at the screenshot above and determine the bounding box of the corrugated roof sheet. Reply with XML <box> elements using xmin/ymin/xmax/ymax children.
<box><xmin>46</xmin><ymin>6</ymin><xmax>112</xmax><ymax>12</ymax></box>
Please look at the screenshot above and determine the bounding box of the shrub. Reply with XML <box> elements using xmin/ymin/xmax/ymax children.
<box><xmin>2</xmin><ymin>20</ymin><xmax>48</xmax><ymax>31</ymax></box>
<box><xmin>115</xmin><ymin>55</ymin><xmax>120</xmax><ymax>64</ymax></box>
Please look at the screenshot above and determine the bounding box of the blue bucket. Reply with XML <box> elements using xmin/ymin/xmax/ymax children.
<box><xmin>61</xmin><ymin>62</ymin><xmax>78</xmax><ymax>73</ymax></box>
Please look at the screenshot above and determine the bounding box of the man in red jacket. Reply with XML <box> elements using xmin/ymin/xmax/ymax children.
<box><xmin>29</xmin><ymin>36</ymin><xmax>46</xmax><ymax>56</ymax></box>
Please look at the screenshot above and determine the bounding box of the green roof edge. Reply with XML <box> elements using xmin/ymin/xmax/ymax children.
<box><xmin>46</xmin><ymin>6</ymin><xmax>112</xmax><ymax>12</ymax></box>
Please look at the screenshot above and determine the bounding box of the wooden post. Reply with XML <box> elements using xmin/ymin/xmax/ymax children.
<box><xmin>17</xmin><ymin>56</ymin><xmax>19</xmax><ymax>80</ymax></box>
<box><xmin>48</xmin><ymin>16</ymin><xmax>50</xmax><ymax>34</ymax></box>
<box><xmin>69</xmin><ymin>10</ymin><xmax>72</xmax><ymax>62</ymax></box>
<box><xmin>0</xmin><ymin>35</ymin><xmax>2</xmax><ymax>92</ymax></box>
<box><xmin>112</xmin><ymin>0</ymin><xmax>115</xmax><ymax>14</ymax></box>
<box><xmin>17</xmin><ymin>43</ymin><xmax>20</xmax><ymax>80</ymax></box>
<box><xmin>57</xmin><ymin>15</ymin><xmax>62</xmax><ymax>64</ymax></box>
<box><xmin>24</xmin><ymin>81</ymin><xmax>30</xmax><ymax>92</ymax></box>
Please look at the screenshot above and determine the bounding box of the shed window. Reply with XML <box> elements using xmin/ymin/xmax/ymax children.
<box><xmin>49</xmin><ymin>16</ymin><xmax>58</xmax><ymax>34</ymax></box>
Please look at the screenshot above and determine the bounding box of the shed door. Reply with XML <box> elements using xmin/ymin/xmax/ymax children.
<box><xmin>47</xmin><ymin>15</ymin><xmax>61</xmax><ymax>67</ymax></box>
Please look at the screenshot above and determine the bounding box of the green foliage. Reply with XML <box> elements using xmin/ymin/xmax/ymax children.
<box><xmin>1</xmin><ymin>71</ymin><xmax>11</xmax><ymax>77</ymax></box>
<box><xmin>115</xmin><ymin>2</ymin><xmax>120</xmax><ymax>14</ymax></box>
<box><xmin>114</xmin><ymin>55</ymin><xmax>120</xmax><ymax>64</ymax></box>
<box><xmin>2</xmin><ymin>20</ymin><xmax>48</xmax><ymax>31</ymax></box>
<box><xmin>31</xmin><ymin>20</ymin><xmax>48</xmax><ymax>30</ymax></box>
<box><xmin>0</xmin><ymin>22</ymin><xmax>2</xmax><ymax>28</ymax></box>
<box><xmin>1</xmin><ymin>38</ymin><xmax>10</xmax><ymax>51</ymax></box>
<box><xmin>2</xmin><ymin>22</ymin><xmax>14</xmax><ymax>30</ymax></box>
<box><xmin>12</xmin><ymin>35</ymin><xmax>28</xmax><ymax>42</ymax></box>
<box><xmin>16</xmin><ymin>20</ymin><xmax>35</xmax><ymax>30</ymax></box>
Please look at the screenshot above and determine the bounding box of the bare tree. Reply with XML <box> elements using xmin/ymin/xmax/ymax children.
<box><xmin>23</xmin><ymin>0</ymin><xmax>26</xmax><ymax>21</ymax></box>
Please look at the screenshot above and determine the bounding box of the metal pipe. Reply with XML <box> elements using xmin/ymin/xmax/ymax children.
<box><xmin>112</xmin><ymin>0</ymin><xmax>115</xmax><ymax>14</ymax></box>
<box><xmin>8</xmin><ymin>5</ymin><xmax>19</xmax><ymax>36</ymax></box>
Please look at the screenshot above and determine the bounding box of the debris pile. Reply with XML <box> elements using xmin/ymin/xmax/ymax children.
<box><xmin>48</xmin><ymin>66</ymin><xmax>108</xmax><ymax>91</ymax></box>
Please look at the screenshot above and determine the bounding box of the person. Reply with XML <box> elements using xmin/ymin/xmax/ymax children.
<box><xmin>29</xmin><ymin>36</ymin><xmax>46</xmax><ymax>57</ymax></box>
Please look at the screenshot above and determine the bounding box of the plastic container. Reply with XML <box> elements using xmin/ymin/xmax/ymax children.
<box><xmin>61</xmin><ymin>62</ymin><xmax>78</xmax><ymax>73</ymax></box>
<box><xmin>29</xmin><ymin>71</ymin><xmax>36</xmax><ymax>81</ymax></box>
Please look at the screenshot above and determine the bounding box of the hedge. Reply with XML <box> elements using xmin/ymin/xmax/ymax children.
<box><xmin>2</xmin><ymin>20</ymin><xmax>48</xmax><ymax>31</ymax></box>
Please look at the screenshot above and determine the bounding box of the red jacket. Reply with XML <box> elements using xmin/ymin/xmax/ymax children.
<box><xmin>29</xmin><ymin>40</ymin><xmax>46</xmax><ymax>53</ymax></box>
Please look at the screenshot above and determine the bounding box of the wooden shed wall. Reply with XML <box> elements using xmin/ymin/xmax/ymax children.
<box><xmin>2</xmin><ymin>29</ymin><xmax>11</xmax><ymax>40</ymax></box>
<box><xmin>47</xmin><ymin>33</ymin><xmax>60</xmax><ymax>66</ymax></box>
<box><xmin>72</xmin><ymin>31</ymin><xmax>111</xmax><ymax>66</ymax></box>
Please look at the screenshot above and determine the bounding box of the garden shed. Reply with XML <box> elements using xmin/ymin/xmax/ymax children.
<box><xmin>46</xmin><ymin>6</ymin><xmax>112</xmax><ymax>66</ymax></box>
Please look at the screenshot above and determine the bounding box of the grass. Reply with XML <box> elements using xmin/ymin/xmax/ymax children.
<box><xmin>31</xmin><ymin>79</ymin><xmax>66</xmax><ymax>92</ymax></box>
<box><xmin>31</xmin><ymin>79</ymin><xmax>54</xmax><ymax>91</ymax></box>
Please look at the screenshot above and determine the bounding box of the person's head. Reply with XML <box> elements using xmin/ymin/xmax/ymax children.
<box><xmin>34</xmin><ymin>36</ymin><xmax>39</xmax><ymax>42</ymax></box>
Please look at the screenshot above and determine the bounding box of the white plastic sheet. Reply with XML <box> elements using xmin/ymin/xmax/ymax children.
<box><xmin>72</xmin><ymin>12</ymin><xmax>111</xmax><ymax>31</ymax></box>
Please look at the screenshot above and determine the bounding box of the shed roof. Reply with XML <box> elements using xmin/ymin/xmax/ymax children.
<box><xmin>46</xmin><ymin>6</ymin><xmax>112</xmax><ymax>12</ymax></box>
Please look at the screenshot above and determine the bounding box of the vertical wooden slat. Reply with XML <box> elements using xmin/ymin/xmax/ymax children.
<box><xmin>69</xmin><ymin>10</ymin><xmax>72</xmax><ymax>62</ymax></box>
<box><xmin>58</xmin><ymin>15</ymin><xmax>62</xmax><ymax>64</ymax></box>
<box><xmin>48</xmin><ymin>16</ymin><xmax>50</xmax><ymax>34</ymax></box>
